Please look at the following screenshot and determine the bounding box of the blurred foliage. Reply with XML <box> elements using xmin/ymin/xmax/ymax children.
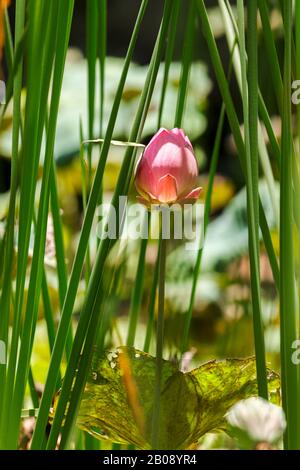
<box><xmin>0</xmin><ymin>51</ymin><xmax>211</xmax><ymax>165</ymax></box>
<box><xmin>51</xmin><ymin>347</ymin><xmax>281</xmax><ymax>449</ymax></box>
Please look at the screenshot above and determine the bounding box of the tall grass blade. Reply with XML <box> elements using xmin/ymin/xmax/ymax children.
<box><xmin>0</xmin><ymin>0</ymin><xmax>25</xmax><ymax>426</ymax></box>
<box><xmin>280</xmin><ymin>0</ymin><xmax>300</xmax><ymax>450</ymax></box>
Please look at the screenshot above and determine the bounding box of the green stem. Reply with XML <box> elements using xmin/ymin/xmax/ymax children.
<box><xmin>151</xmin><ymin>212</ymin><xmax>167</xmax><ymax>450</ymax></box>
<box><xmin>49</xmin><ymin>161</ymin><xmax>73</xmax><ymax>359</ymax></box>
<box><xmin>144</xmin><ymin>240</ymin><xmax>160</xmax><ymax>353</ymax></box>
<box><xmin>157</xmin><ymin>0</ymin><xmax>181</xmax><ymax>128</ymax></box>
<box><xmin>0</xmin><ymin>0</ymin><xmax>25</xmax><ymax>427</ymax></box>
<box><xmin>174</xmin><ymin>0</ymin><xmax>195</xmax><ymax>127</ymax></box>
<box><xmin>295</xmin><ymin>0</ymin><xmax>300</xmax><ymax>325</ymax></box>
<box><xmin>257</xmin><ymin>0</ymin><xmax>283</xmax><ymax>113</ymax></box>
<box><xmin>236</xmin><ymin>0</ymin><xmax>267</xmax><ymax>399</ymax></box>
<box><xmin>99</xmin><ymin>0</ymin><xmax>107</xmax><ymax>138</ymax></box>
<box><xmin>280</xmin><ymin>0</ymin><xmax>299</xmax><ymax>450</ymax></box>
<box><xmin>126</xmin><ymin>213</ymin><xmax>149</xmax><ymax>347</ymax></box>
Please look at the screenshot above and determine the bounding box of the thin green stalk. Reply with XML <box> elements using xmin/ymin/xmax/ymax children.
<box><xmin>31</xmin><ymin>0</ymin><xmax>150</xmax><ymax>449</ymax></box>
<box><xmin>157</xmin><ymin>0</ymin><xmax>181</xmax><ymax>127</ymax></box>
<box><xmin>181</xmin><ymin>105</ymin><xmax>225</xmax><ymax>354</ymax></box>
<box><xmin>174</xmin><ymin>0</ymin><xmax>195</xmax><ymax>127</ymax></box>
<box><xmin>41</xmin><ymin>270</ymin><xmax>57</xmax><ymax>354</ymax></box>
<box><xmin>237</xmin><ymin>0</ymin><xmax>267</xmax><ymax>398</ymax></box>
<box><xmin>95</xmin><ymin>0</ymin><xmax>107</xmax><ymax>228</ymax></box>
<box><xmin>86</xmin><ymin>0</ymin><xmax>98</xmax><ymax>149</ymax></box>
<box><xmin>126</xmin><ymin>214</ymin><xmax>149</xmax><ymax>347</ymax></box>
<box><xmin>49</xmin><ymin>161</ymin><xmax>73</xmax><ymax>359</ymax></box>
<box><xmin>49</xmin><ymin>163</ymin><xmax>68</xmax><ymax>308</ymax></box>
<box><xmin>1</xmin><ymin>10</ymin><xmax>26</xmax><ymax>121</ymax></box>
<box><xmin>296</xmin><ymin>0</ymin><xmax>300</xmax><ymax>153</ymax></box>
<box><xmin>151</xmin><ymin>215</ymin><xmax>167</xmax><ymax>450</ymax></box>
<box><xmin>280</xmin><ymin>0</ymin><xmax>299</xmax><ymax>450</ymax></box>
<box><xmin>257</xmin><ymin>0</ymin><xmax>283</xmax><ymax>113</ymax></box>
<box><xmin>86</xmin><ymin>0</ymin><xmax>98</xmax><ymax>277</ymax></box>
<box><xmin>4</xmin><ymin>9</ymin><xmax>13</xmax><ymax>75</ymax></box>
<box><xmin>295</xmin><ymin>0</ymin><xmax>300</xmax><ymax>322</ymax></box>
<box><xmin>79</xmin><ymin>119</ymin><xmax>88</xmax><ymax>214</ymax></box>
<box><xmin>99</xmin><ymin>0</ymin><xmax>106</xmax><ymax>137</ymax></box>
<box><xmin>79</xmin><ymin>119</ymin><xmax>91</xmax><ymax>285</ymax></box>
<box><xmin>259</xmin><ymin>205</ymin><xmax>280</xmax><ymax>289</ymax></box>
<box><xmin>33</xmin><ymin>196</ymin><xmax>58</xmax><ymax>358</ymax></box>
<box><xmin>258</xmin><ymin>91</ymin><xmax>281</xmax><ymax>171</ymax></box>
<box><xmin>79</xmin><ymin>118</ymin><xmax>97</xmax><ymax>450</ymax></box>
<box><xmin>9</xmin><ymin>290</ymin><xmax>40</xmax><ymax>411</ymax></box>
<box><xmin>144</xmin><ymin>0</ymin><xmax>181</xmax><ymax>349</ymax></box>
<box><xmin>84</xmin><ymin>433</ymin><xmax>100</xmax><ymax>450</ymax></box>
<box><xmin>28</xmin><ymin>369</ymin><xmax>39</xmax><ymax>410</ymax></box>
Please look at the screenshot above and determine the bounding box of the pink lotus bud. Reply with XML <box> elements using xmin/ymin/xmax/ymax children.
<box><xmin>135</xmin><ymin>128</ymin><xmax>201</xmax><ymax>205</ymax></box>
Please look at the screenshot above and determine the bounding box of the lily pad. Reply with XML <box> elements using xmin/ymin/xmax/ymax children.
<box><xmin>73</xmin><ymin>346</ymin><xmax>280</xmax><ymax>449</ymax></box>
<box><xmin>0</xmin><ymin>53</ymin><xmax>211</xmax><ymax>165</ymax></box>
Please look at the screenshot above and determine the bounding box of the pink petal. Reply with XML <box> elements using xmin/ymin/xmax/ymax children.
<box><xmin>147</xmin><ymin>128</ymin><xmax>169</xmax><ymax>145</ymax></box>
<box><xmin>135</xmin><ymin>156</ymin><xmax>157</xmax><ymax>197</ymax></box>
<box><xmin>157</xmin><ymin>174</ymin><xmax>178</xmax><ymax>203</ymax></box>
<box><xmin>171</xmin><ymin>128</ymin><xmax>193</xmax><ymax>149</ymax></box>
<box><xmin>150</xmin><ymin>145</ymin><xmax>198</xmax><ymax>197</ymax></box>
<box><xmin>171</xmin><ymin>128</ymin><xmax>186</xmax><ymax>139</ymax></box>
<box><xmin>180</xmin><ymin>187</ymin><xmax>202</xmax><ymax>203</ymax></box>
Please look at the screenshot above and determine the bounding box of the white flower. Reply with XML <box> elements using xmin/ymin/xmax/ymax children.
<box><xmin>226</xmin><ymin>397</ymin><xmax>286</xmax><ymax>444</ymax></box>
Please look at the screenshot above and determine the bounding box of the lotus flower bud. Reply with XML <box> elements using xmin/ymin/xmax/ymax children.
<box><xmin>135</xmin><ymin>128</ymin><xmax>201</xmax><ymax>205</ymax></box>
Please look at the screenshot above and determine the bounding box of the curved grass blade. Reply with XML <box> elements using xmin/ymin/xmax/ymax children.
<box><xmin>157</xmin><ymin>0</ymin><xmax>181</xmax><ymax>127</ymax></box>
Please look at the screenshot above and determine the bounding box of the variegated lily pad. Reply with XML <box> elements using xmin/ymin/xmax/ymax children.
<box><xmin>70</xmin><ymin>347</ymin><xmax>280</xmax><ymax>449</ymax></box>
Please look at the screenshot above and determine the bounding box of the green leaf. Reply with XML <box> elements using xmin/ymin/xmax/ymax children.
<box><xmin>64</xmin><ymin>347</ymin><xmax>281</xmax><ymax>450</ymax></box>
<box><xmin>0</xmin><ymin>59</ymin><xmax>211</xmax><ymax>164</ymax></box>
